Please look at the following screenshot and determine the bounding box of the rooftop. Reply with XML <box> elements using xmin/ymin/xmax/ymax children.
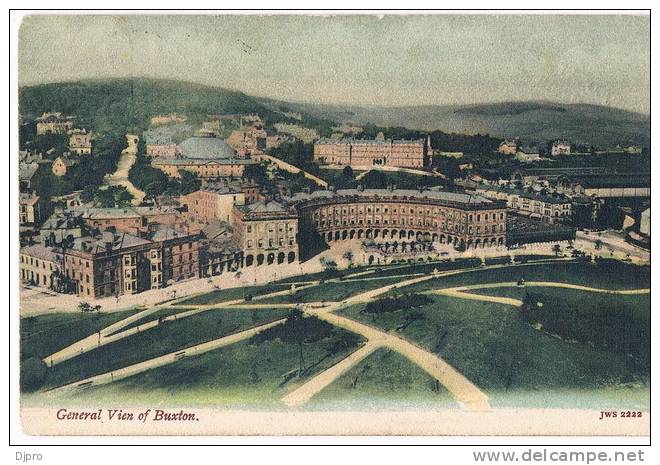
<box><xmin>178</xmin><ymin>135</ymin><xmax>237</xmax><ymax>160</ymax></box>
<box><xmin>70</xmin><ymin>232</ymin><xmax>152</xmax><ymax>254</ymax></box>
<box><xmin>283</xmin><ymin>188</ymin><xmax>493</xmax><ymax>206</ymax></box>
<box><xmin>21</xmin><ymin>244</ymin><xmax>59</xmax><ymax>262</ymax></box>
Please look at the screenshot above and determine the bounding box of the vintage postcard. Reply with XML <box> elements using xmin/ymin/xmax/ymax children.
<box><xmin>15</xmin><ymin>12</ymin><xmax>650</xmax><ymax>438</ymax></box>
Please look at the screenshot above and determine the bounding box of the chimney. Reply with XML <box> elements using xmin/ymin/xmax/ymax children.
<box><xmin>357</xmin><ymin>184</ymin><xmax>364</xmax><ymax>192</ymax></box>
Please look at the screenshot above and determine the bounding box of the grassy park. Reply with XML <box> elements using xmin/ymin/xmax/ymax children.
<box><xmin>20</xmin><ymin>257</ymin><xmax>650</xmax><ymax>411</ymax></box>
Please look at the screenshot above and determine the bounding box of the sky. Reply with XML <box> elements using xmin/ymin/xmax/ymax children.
<box><xmin>18</xmin><ymin>14</ymin><xmax>650</xmax><ymax>114</ymax></box>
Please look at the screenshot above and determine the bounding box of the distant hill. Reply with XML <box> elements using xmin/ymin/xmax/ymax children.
<box><xmin>18</xmin><ymin>78</ymin><xmax>335</xmax><ymax>136</ymax></box>
<box><xmin>275</xmin><ymin>100</ymin><xmax>650</xmax><ymax>149</ymax></box>
<box><xmin>19</xmin><ymin>79</ymin><xmax>649</xmax><ymax>149</ymax></box>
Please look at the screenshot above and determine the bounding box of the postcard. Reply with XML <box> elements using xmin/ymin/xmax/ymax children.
<box><xmin>16</xmin><ymin>12</ymin><xmax>650</xmax><ymax>437</ymax></box>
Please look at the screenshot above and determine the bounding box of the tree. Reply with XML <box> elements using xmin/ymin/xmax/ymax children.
<box><xmin>342</xmin><ymin>165</ymin><xmax>354</xmax><ymax>178</ymax></box>
<box><xmin>80</xmin><ymin>185</ymin><xmax>99</xmax><ymax>203</ymax></box>
<box><xmin>320</xmin><ymin>257</ymin><xmax>338</xmax><ymax>274</ymax></box>
<box><xmin>594</xmin><ymin>239</ymin><xmax>603</xmax><ymax>250</ymax></box>
<box><xmin>342</xmin><ymin>251</ymin><xmax>354</xmax><ymax>266</ymax></box>
<box><xmin>552</xmin><ymin>244</ymin><xmax>561</xmax><ymax>256</ymax></box>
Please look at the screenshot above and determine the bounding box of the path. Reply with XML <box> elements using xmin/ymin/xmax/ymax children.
<box><xmin>297</xmin><ymin>307</ymin><xmax>490</xmax><ymax>410</ymax></box>
<box><xmin>47</xmin><ymin>319</ymin><xmax>285</xmax><ymax>394</ymax></box>
<box><xmin>43</xmin><ymin>257</ymin><xmax>600</xmax><ymax>411</ymax></box>
<box><xmin>324</xmin><ymin>164</ymin><xmax>446</xmax><ymax>180</ymax></box>
<box><xmin>259</xmin><ymin>154</ymin><xmax>329</xmax><ymax>188</ymax></box>
<box><xmin>281</xmin><ymin>342</ymin><xmax>381</xmax><ymax>407</ymax></box>
<box><xmin>104</xmin><ymin>134</ymin><xmax>145</xmax><ymax>205</ymax></box>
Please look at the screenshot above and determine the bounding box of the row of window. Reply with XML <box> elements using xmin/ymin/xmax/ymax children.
<box><xmin>246</xmin><ymin>237</ymin><xmax>295</xmax><ymax>249</ymax></box>
<box><xmin>314</xmin><ymin>205</ymin><xmax>504</xmax><ymax>223</ymax></box>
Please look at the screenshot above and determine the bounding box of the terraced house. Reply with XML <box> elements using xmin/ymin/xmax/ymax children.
<box><xmin>62</xmin><ymin>229</ymin><xmax>200</xmax><ymax>298</ymax></box>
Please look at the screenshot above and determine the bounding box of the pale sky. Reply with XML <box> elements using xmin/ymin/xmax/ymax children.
<box><xmin>18</xmin><ymin>14</ymin><xmax>650</xmax><ymax>113</ymax></box>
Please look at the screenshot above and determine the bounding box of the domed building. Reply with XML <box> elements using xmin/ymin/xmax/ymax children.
<box><xmin>152</xmin><ymin>132</ymin><xmax>255</xmax><ymax>179</ymax></box>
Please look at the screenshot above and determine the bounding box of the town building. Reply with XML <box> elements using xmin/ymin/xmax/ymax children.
<box><xmin>39</xmin><ymin>211</ymin><xmax>85</xmax><ymax>246</ymax></box>
<box><xmin>551</xmin><ymin>140</ymin><xmax>571</xmax><ymax>155</ymax></box>
<box><xmin>19</xmin><ymin>192</ymin><xmax>46</xmax><ymax>227</ymax></box>
<box><xmin>226</xmin><ymin>118</ymin><xmax>268</xmax><ymax>157</ymax></box>
<box><xmin>498</xmin><ymin>139</ymin><xmax>518</xmax><ymax>155</ymax></box>
<box><xmin>80</xmin><ymin>206</ymin><xmax>183</xmax><ymax>235</ymax></box>
<box><xmin>150</xmin><ymin>113</ymin><xmax>187</xmax><ymax>126</ymax></box>
<box><xmin>152</xmin><ymin>133</ymin><xmax>255</xmax><ymax>179</ymax></box>
<box><xmin>143</xmin><ymin>124</ymin><xmax>192</xmax><ymax>158</ymax></box>
<box><xmin>52</xmin><ymin>155</ymin><xmax>79</xmax><ymax>177</ymax></box>
<box><xmin>285</xmin><ymin>187</ymin><xmax>507</xmax><ymax>256</ymax></box>
<box><xmin>62</xmin><ymin>229</ymin><xmax>200</xmax><ymax>298</ymax></box>
<box><xmin>515</xmin><ymin>146</ymin><xmax>541</xmax><ymax>163</ymax></box>
<box><xmin>199</xmin><ymin>221</ymin><xmax>244</xmax><ymax>277</ymax></box>
<box><xmin>19</xmin><ymin>244</ymin><xmax>63</xmax><ymax>290</ymax></box>
<box><xmin>314</xmin><ymin>136</ymin><xmax>429</xmax><ymax>169</ymax></box>
<box><xmin>35</xmin><ymin>112</ymin><xmax>73</xmax><ymax>135</ymax></box>
<box><xmin>68</xmin><ymin>129</ymin><xmax>92</xmax><ymax>155</ymax></box>
<box><xmin>466</xmin><ymin>183</ymin><xmax>572</xmax><ymax>223</ymax></box>
<box><xmin>19</xmin><ymin>162</ymin><xmax>40</xmax><ymax>191</ymax></box>
<box><xmin>232</xmin><ymin>200</ymin><xmax>299</xmax><ymax>267</ymax></box>
<box><xmin>179</xmin><ymin>183</ymin><xmax>246</xmax><ymax>225</ymax></box>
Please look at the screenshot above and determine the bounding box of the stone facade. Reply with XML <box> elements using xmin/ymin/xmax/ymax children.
<box><xmin>232</xmin><ymin>201</ymin><xmax>299</xmax><ymax>267</ymax></box>
<box><xmin>35</xmin><ymin>112</ymin><xmax>73</xmax><ymax>135</ymax></box>
<box><xmin>20</xmin><ymin>244</ymin><xmax>63</xmax><ymax>289</ymax></box>
<box><xmin>179</xmin><ymin>185</ymin><xmax>246</xmax><ymax>224</ymax></box>
<box><xmin>68</xmin><ymin>129</ymin><xmax>92</xmax><ymax>155</ymax></box>
<box><xmin>63</xmin><ymin>230</ymin><xmax>200</xmax><ymax>298</ymax></box>
<box><xmin>314</xmin><ymin>137</ymin><xmax>428</xmax><ymax>169</ymax></box>
<box><xmin>286</xmin><ymin>189</ymin><xmax>507</xmax><ymax>253</ymax></box>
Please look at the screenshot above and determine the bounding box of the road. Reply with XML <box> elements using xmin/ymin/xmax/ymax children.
<box><xmin>104</xmin><ymin>134</ymin><xmax>145</xmax><ymax>205</ymax></box>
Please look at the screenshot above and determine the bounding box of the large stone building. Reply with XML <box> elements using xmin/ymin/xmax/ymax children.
<box><xmin>80</xmin><ymin>206</ymin><xmax>183</xmax><ymax>236</ymax></box>
<box><xmin>152</xmin><ymin>133</ymin><xmax>255</xmax><ymax>179</ymax></box>
<box><xmin>231</xmin><ymin>200</ymin><xmax>299</xmax><ymax>267</ymax></box>
<box><xmin>68</xmin><ymin>129</ymin><xmax>92</xmax><ymax>155</ymax></box>
<box><xmin>62</xmin><ymin>229</ymin><xmax>200</xmax><ymax>298</ymax></box>
<box><xmin>284</xmin><ymin>188</ymin><xmax>507</xmax><ymax>255</ymax></box>
<box><xmin>35</xmin><ymin>112</ymin><xmax>73</xmax><ymax>135</ymax></box>
<box><xmin>314</xmin><ymin>136</ymin><xmax>429</xmax><ymax>169</ymax></box>
<box><xmin>179</xmin><ymin>183</ymin><xmax>246</xmax><ymax>225</ymax></box>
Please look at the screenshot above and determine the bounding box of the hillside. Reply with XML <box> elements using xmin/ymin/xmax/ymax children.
<box><xmin>275</xmin><ymin>100</ymin><xmax>650</xmax><ymax>149</ymax></box>
<box><xmin>19</xmin><ymin>79</ymin><xmax>649</xmax><ymax>149</ymax></box>
<box><xmin>18</xmin><ymin>78</ymin><xmax>336</xmax><ymax>136</ymax></box>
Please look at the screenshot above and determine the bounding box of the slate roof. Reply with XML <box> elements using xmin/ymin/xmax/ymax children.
<box><xmin>20</xmin><ymin>244</ymin><xmax>59</xmax><ymax>262</ymax></box>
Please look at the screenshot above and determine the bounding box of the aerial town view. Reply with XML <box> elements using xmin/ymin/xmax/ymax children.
<box><xmin>15</xmin><ymin>14</ymin><xmax>650</xmax><ymax>436</ymax></box>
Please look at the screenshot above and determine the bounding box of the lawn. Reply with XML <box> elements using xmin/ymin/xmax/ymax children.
<box><xmin>258</xmin><ymin>276</ymin><xmax>405</xmax><ymax>304</ymax></box>
<box><xmin>307</xmin><ymin>348</ymin><xmax>457</xmax><ymax>411</ymax></box>
<box><xmin>20</xmin><ymin>309</ymin><xmax>139</xmax><ymax>360</ymax></box>
<box><xmin>176</xmin><ymin>282</ymin><xmax>292</xmax><ymax>305</ymax></box>
<box><xmin>387</xmin><ymin>259</ymin><xmax>650</xmax><ymax>295</ymax></box>
<box><xmin>44</xmin><ymin>326</ymin><xmax>366</xmax><ymax>409</ymax></box>
<box><xmin>338</xmin><ymin>288</ymin><xmax>650</xmax><ymax>409</ymax></box>
<box><xmin>42</xmin><ymin>308</ymin><xmax>291</xmax><ymax>389</ymax></box>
